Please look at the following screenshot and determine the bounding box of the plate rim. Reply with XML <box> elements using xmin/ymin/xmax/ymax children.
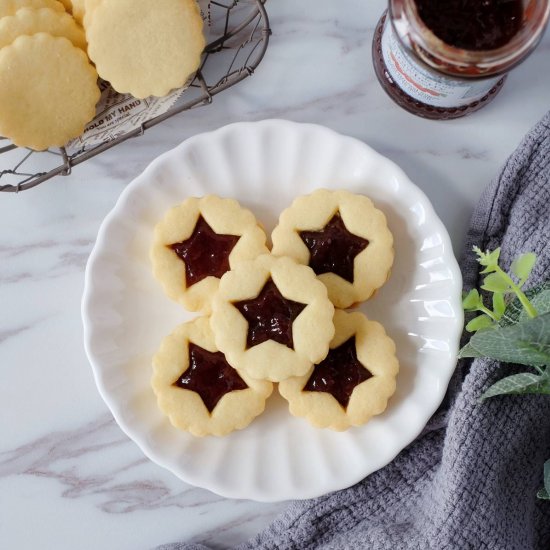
<box><xmin>82</xmin><ymin>118</ymin><xmax>463</xmax><ymax>502</ymax></box>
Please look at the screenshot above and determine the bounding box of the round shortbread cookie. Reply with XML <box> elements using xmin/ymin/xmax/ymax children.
<box><xmin>57</xmin><ymin>0</ymin><xmax>71</xmax><ymax>10</ymax></box>
<box><xmin>86</xmin><ymin>0</ymin><xmax>205</xmax><ymax>98</ymax></box>
<box><xmin>210</xmin><ymin>254</ymin><xmax>335</xmax><ymax>383</ymax></box>
<box><xmin>0</xmin><ymin>34</ymin><xmax>99</xmax><ymax>150</ymax></box>
<box><xmin>279</xmin><ymin>310</ymin><xmax>399</xmax><ymax>431</ymax></box>
<box><xmin>271</xmin><ymin>189</ymin><xmax>394</xmax><ymax>309</ymax></box>
<box><xmin>152</xmin><ymin>317</ymin><xmax>273</xmax><ymax>437</ymax></box>
<box><xmin>151</xmin><ymin>195</ymin><xmax>269</xmax><ymax>314</ymax></box>
<box><xmin>0</xmin><ymin>7</ymin><xmax>87</xmax><ymax>51</ymax></box>
<box><xmin>0</xmin><ymin>0</ymin><xmax>65</xmax><ymax>18</ymax></box>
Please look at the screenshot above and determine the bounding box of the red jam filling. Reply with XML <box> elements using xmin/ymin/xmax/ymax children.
<box><xmin>299</xmin><ymin>212</ymin><xmax>369</xmax><ymax>284</ymax></box>
<box><xmin>173</xmin><ymin>343</ymin><xmax>248</xmax><ymax>413</ymax></box>
<box><xmin>168</xmin><ymin>215</ymin><xmax>240</xmax><ymax>287</ymax></box>
<box><xmin>233</xmin><ymin>279</ymin><xmax>307</xmax><ymax>350</ymax></box>
<box><xmin>303</xmin><ymin>336</ymin><xmax>372</xmax><ymax>409</ymax></box>
<box><xmin>415</xmin><ymin>0</ymin><xmax>523</xmax><ymax>50</ymax></box>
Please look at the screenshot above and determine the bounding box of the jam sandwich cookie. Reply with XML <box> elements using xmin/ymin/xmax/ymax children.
<box><xmin>151</xmin><ymin>195</ymin><xmax>269</xmax><ymax>313</ymax></box>
<box><xmin>152</xmin><ymin>317</ymin><xmax>273</xmax><ymax>437</ymax></box>
<box><xmin>210</xmin><ymin>254</ymin><xmax>335</xmax><ymax>383</ymax></box>
<box><xmin>271</xmin><ymin>189</ymin><xmax>394</xmax><ymax>309</ymax></box>
<box><xmin>279</xmin><ymin>309</ymin><xmax>399</xmax><ymax>431</ymax></box>
<box><xmin>86</xmin><ymin>0</ymin><xmax>205</xmax><ymax>98</ymax></box>
<box><xmin>0</xmin><ymin>34</ymin><xmax>99</xmax><ymax>150</ymax></box>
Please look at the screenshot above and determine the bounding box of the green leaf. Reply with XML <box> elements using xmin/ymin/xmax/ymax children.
<box><xmin>492</xmin><ymin>292</ymin><xmax>506</xmax><ymax>318</ymax></box>
<box><xmin>466</xmin><ymin>314</ymin><xmax>494</xmax><ymax>333</ymax></box>
<box><xmin>474</xmin><ymin>246</ymin><xmax>501</xmax><ymax>273</ymax></box>
<box><xmin>481</xmin><ymin>272</ymin><xmax>510</xmax><ymax>293</ymax></box>
<box><xmin>500</xmin><ymin>281</ymin><xmax>550</xmax><ymax>326</ymax></box>
<box><xmin>500</xmin><ymin>296</ymin><xmax>526</xmax><ymax>327</ymax></box>
<box><xmin>480</xmin><ymin>372</ymin><xmax>550</xmax><ymax>400</ymax></box>
<box><xmin>511</xmin><ymin>252</ymin><xmax>537</xmax><ymax>285</ymax></box>
<box><xmin>458</xmin><ymin>341</ymin><xmax>484</xmax><ymax>359</ymax></box>
<box><xmin>515</xmin><ymin>289</ymin><xmax>550</xmax><ymax>324</ymax></box>
<box><xmin>463</xmin><ymin>289</ymin><xmax>481</xmax><ymax>310</ymax></box>
<box><xmin>469</xmin><ymin>312</ymin><xmax>550</xmax><ymax>366</ymax></box>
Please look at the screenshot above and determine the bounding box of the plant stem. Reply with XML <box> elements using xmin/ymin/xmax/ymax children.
<box><xmin>495</xmin><ymin>266</ymin><xmax>538</xmax><ymax>318</ymax></box>
<box><xmin>478</xmin><ymin>305</ymin><xmax>498</xmax><ymax>321</ymax></box>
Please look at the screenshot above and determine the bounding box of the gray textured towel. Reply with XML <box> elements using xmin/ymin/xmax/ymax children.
<box><xmin>162</xmin><ymin>112</ymin><xmax>550</xmax><ymax>550</ymax></box>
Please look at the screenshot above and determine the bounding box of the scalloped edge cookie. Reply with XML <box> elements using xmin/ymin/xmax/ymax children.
<box><xmin>210</xmin><ymin>254</ymin><xmax>335</xmax><ymax>382</ymax></box>
<box><xmin>0</xmin><ymin>0</ymin><xmax>65</xmax><ymax>18</ymax></box>
<box><xmin>86</xmin><ymin>0</ymin><xmax>205</xmax><ymax>98</ymax></box>
<box><xmin>0</xmin><ymin>7</ymin><xmax>87</xmax><ymax>51</ymax></box>
<box><xmin>0</xmin><ymin>34</ymin><xmax>99</xmax><ymax>151</ymax></box>
<box><xmin>278</xmin><ymin>309</ymin><xmax>399</xmax><ymax>431</ymax></box>
<box><xmin>271</xmin><ymin>189</ymin><xmax>394</xmax><ymax>309</ymax></box>
<box><xmin>151</xmin><ymin>195</ymin><xmax>269</xmax><ymax>314</ymax></box>
<box><xmin>152</xmin><ymin>317</ymin><xmax>273</xmax><ymax>437</ymax></box>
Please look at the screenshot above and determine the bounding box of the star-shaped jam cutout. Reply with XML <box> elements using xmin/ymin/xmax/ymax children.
<box><xmin>233</xmin><ymin>278</ymin><xmax>307</xmax><ymax>350</ymax></box>
<box><xmin>302</xmin><ymin>336</ymin><xmax>372</xmax><ymax>409</ymax></box>
<box><xmin>168</xmin><ymin>215</ymin><xmax>240</xmax><ymax>287</ymax></box>
<box><xmin>173</xmin><ymin>343</ymin><xmax>248</xmax><ymax>413</ymax></box>
<box><xmin>299</xmin><ymin>212</ymin><xmax>369</xmax><ymax>283</ymax></box>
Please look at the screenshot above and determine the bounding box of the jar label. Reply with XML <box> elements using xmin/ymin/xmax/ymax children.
<box><xmin>381</xmin><ymin>20</ymin><xmax>501</xmax><ymax>108</ymax></box>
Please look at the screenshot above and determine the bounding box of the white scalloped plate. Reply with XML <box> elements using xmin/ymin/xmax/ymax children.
<box><xmin>82</xmin><ymin>120</ymin><xmax>463</xmax><ymax>502</ymax></box>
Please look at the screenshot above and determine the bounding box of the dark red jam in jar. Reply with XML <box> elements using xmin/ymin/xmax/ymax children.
<box><xmin>372</xmin><ymin>0</ymin><xmax>550</xmax><ymax>119</ymax></box>
<box><xmin>415</xmin><ymin>0</ymin><xmax>523</xmax><ymax>50</ymax></box>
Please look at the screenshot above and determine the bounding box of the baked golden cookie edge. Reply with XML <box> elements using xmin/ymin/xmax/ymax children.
<box><xmin>86</xmin><ymin>0</ymin><xmax>205</xmax><ymax>98</ymax></box>
<box><xmin>0</xmin><ymin>33</ymin><xmax>99</xmax><ymax>150</ymax></box>
<box><xmin>0</xmin><ymin>7</ymin><xmax>87</xmax><ymax>51</ymax></box>
<box><xmin>271</xmin><ymin>189</ymin><xmax>394</xmax><ymax>308</ymax></box>
<box><xmin>278</xmin><ymin>309</ymin><xmax>399</xmax><ymax>431</ymax></box>
<box><xmin>210</xmin><ymin>254</ymin><xmax>335</xmax><ymax>382</ymax></box>
<box><xmin>150</xmin><ymin>195</ymin><xmax>269</xmax><ymax>314</ymax></box>
<box><xmin>152</xmin><ymin>317</ymin><xmax>273</xmax><ymax>437</ymax></box>
<box><xmin>0</xmin><ymin>0</ymin><xmax>66</xmax><ymax>18</ymax></box>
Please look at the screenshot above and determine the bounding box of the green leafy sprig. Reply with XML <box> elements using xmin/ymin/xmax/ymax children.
<box><xmin>462</xmin><ymin>247</ymin><xmax>537</xmax><ymax>332</ymax></box>
<box><xmin>459</xmin><ymin>246</ymin><xmax>549</xmax><ymax>499</ymax></box>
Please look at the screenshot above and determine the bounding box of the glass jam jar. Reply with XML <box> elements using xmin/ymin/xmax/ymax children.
<box><xmin>372</xmin><ymin>0</ymin><xmax>550</xmax><ymax>119</ymax></box>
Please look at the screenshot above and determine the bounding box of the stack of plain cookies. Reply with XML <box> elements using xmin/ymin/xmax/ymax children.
<box><xmin>0</xmin><ymin>0</ymin><xmax>205</xmax><ymax>150</ymax></box>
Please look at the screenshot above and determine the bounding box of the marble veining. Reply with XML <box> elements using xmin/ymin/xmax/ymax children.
<box><xmin>1</xmin><ymin>1</ymin><xmax>549</xmax><ymax>549</ymax></box>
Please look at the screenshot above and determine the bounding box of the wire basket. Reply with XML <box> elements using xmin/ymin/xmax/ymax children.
<box><xmin>0</xmin><ymin>0</ymin><xmax>270</xmax><ymax>193</ymax></box>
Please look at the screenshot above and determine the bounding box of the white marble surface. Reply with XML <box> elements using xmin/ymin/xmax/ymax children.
<box><xmin>0</xmin><ymin>1</ymin><xmax>549</xmax><ymax>549</ymax></box>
